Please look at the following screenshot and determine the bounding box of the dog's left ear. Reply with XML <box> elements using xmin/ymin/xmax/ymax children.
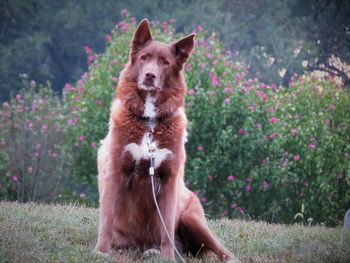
<box><xmin>131</xmin><ymin>19</ymin><xmax>153</xmax><ymax>53</ymax></box>
<box><xmin>172</xmin><ymin>33</ymin><xmax>196</xmax><ymax>67</ymax></box>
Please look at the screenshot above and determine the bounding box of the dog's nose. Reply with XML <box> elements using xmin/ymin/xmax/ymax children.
<box><xmin>145</xmin><ymin>72</ymin><xmax>156</xmax><ymax>80</ymax></box>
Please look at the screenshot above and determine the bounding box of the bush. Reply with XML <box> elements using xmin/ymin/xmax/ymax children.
<box><xmin>0</xmin><ymin>77</ymin><xmax>73</xmax><ymax>202</ymax></box>
<box><xmin>64</xmin><ymin>15</ymin><xmax>350</xmax><ymax>225</ymax></box>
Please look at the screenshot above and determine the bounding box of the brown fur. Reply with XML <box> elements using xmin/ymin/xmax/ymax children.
<box><xmin>95</xmin><ymin>19</ymin><xmax>238</xmax><ymax>262</ymax></box>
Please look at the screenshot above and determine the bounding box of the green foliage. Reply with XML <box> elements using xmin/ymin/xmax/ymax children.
<box><xmin>64</xmin><ymin>17</ymin><xmax>350</xmax><ymax>225</ymax></box>
<box><xmin>0</xmin><ymin>76</ymin><xmax>74</xmax><ymax>202</ymax></box>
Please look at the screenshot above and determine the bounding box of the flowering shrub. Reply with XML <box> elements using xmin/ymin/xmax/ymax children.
<box><xmin>0</xmin><ymin>77</ymin><xmax>74</xmax><ymax>202</ymax></box>
<box><xmin>63</xmin><ymin>14</ymin><xmax>349</xmax><ymax>225</ymax></box>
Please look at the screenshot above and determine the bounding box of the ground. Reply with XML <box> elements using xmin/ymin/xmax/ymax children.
<box><xmin>0</xmin><ymin>202</ymin><xmax>349</xmax><ymax>262</ymax></box>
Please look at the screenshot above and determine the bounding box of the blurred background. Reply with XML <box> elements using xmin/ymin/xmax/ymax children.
<box><xmin>1</xmin><ymin>0</ymin><xmax>349</xmax><ymax>101</ymax></box>
<box><xmin>0</xmin><ymin>0</ymin><xmax>349</xmax><ymax>226</ymax></box>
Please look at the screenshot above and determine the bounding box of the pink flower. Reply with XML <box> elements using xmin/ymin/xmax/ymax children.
<box><xmin>328</xmin><ymin>104</ymin><xmax>336</xmax><ymax>110</ymax></box>
<box><xmin>308</xmin><ymin>144</ymin><xmax>316</xmax><ymax>150</ymax></box>
<box><xmin>105</xmin><ymin>34</ymin><xmax>111</xmax><ymax>42</ymax></box>
<box><xmin>2</xmin><ymin>102</ymin><xmax>10</xmax><ymax>108</ymax></box>
<box><xmin>223</xmin><ymin>87</ymin><xmax>233</xmax><ymax>93</ymax></box>
<box><xmin>197</xmin><ymin>145</ymin><xmax>204</xmax><ymax>151</ymax></box>
<box><xmin>269</xmin><ymin>133</ymin><xmax>277</xmax><ymax>140</ymax></box>
<box><xmin>186</xmin><ymin>63</ymin><xmax>191</xmax><ymax>71</ymax></box>
<box><xmin>188</xmin><ymin>89</ymin><xmax>195</xmax><ymax>95</ymax></box>
<box><xmin>262</xmin><ymin>180</ymin><xmax>269</xmax><ymax>190</ymax></box>
<box><xmin>200</xmin><ymin>197</ymin><xmax>207</xmax><ymax>203</ymax></box>
<box><xmin>64</xmin><ymin>83</ymin><xmax>74</xmax><ymax>92</ymax></box>
<box><xmin>209</xmin><ymin>91</ymin><xmax>215</xmax><ymax>97</ymax></box>
<box><xmin>169</xmin><ymin>18</ymin><xmax>176</xmax><ymax>24</ymax></box>
<box><xmin>269</xmin><ymin>116</ymin><xmax>279</xmax><ymax>124</ymax></box>
<box><xmin>121</xmin><ymin>9</ymin><xmax>128</xmax><ymax>17</ymax></box>
<box><xmin>239</xmin><ymin>128</ymin><xmax>247</xmax><ymax>135</ymax></box>
<box><xmin>41</xmin><ymin>124</ymin><xmax>48</xmax><ymax>132</ymax></box>
<box><xmin>193</xmin><ymin>191</ymin><xmax>199</xmax><ymax>196</ymax></box>
<box><xmin>238</xmin><ymin>207</ymin><xmax>245</xmax><ymax>214</ymax></box>
<box><xmin>256</xmin><ymin>123</ymin><xmax>262</xmax><ymax>129</ymax></box>
<box><xmin>231</xmin><ymin>203</ymin><xmax>237</xmax><ymax>209</ymax></box>
<box><xmin>52</xmin><ymin>153</ymin><xmax>59</xmax><ymax>158</ymax></box>
<box><xmin>88</xmin><ymin>55</ymin><xmax>96</xmax><ymax>62</ymax></box>
<box><xmin>84</xmin><ymin>46</ymin><xmax>92</xmax><ymax>54</ymax></box>
<box><xmin>27</xmin><ymin>167</ymin><xmax>33</xmax><ymax>174</ymax></box>
<box><xmin>196</xmin><ymin>25</ymin><xmax>204</xmax><ymax>32</ymax></box>
<box><xmin>12</xmin><ymin>176</ymin><xmax>18</xmax><ymax>182</ymax></box>
<box><xmin>223</xmin><ymin>98</ymin><xmax>230</xmax><ymax>104</ymax></box>
<box><xmin>91</xmin><ymin>142</ymin><xmax>97</xmax><ymax>148</ymax></box>
<box><xmin>245</xmin><ymin>185</ymin><xmax>251</xmax><ymax>192</ymax></box>
<box><xmin>79</xmin><ymin>135</ymin><xmax>87</xmax><ymax>141</ymax></box>
<box><xmin>207</xmin><ymin>175</ymin><xmax>213</xmax><ymax>181</ymax></box>
<box><xmin>260</xmin><ymin>83</ymin><xmax>267</xmax><ymax>89</ymax></box>
<box><xmin>224</xmin><ymin>210</ymin><xmax>228</xmax><ymax>216</ymax></box>
<box><xmin>112</xmin><ymin>76</ymin><xmax>118</xmax><ymax>82</ymax></box>
<box><xmin>291</xmin><ymin>128</ymin><xmax>297</xmax><ymax>136</ymax></box>
<box><xmin>162</xmin><ymin>21</ymin><xmax>168</xmax><ymax>29</ymax></box>
<box><xmin>227</xmin><ymin>175</ymin><xmax>235</xmax><ymax>181</ymax></box>
<box><xmin>79</xmin><ymin>192</ymin><xmax>86</xmax><ymax>198</ymax></box>
<box><xmin>211</xmin><ymin>75</ymin><xmax>219</xmax><ymax>86</ymax></box>
<box><xmin>28</xmin><ymin>122</ymin><xmax>33</xmax><ymax>130</ymax></box>
<box><xmin>293</xmin><ymin>154</ymin><xmax>300</xmax><ymax>161</ymax></box>
<box><xmin>235</xmin><ymin>73</ymin><xmax>241</xmax><ymax>83</ymax></box>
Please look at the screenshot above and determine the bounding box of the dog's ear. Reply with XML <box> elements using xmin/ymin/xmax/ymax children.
<box><xmin>172</xmin><ymin>33</ymin><xmax>195</xmax><ymax>67</ymax></box>
<box><xmin>131</xmin><ymin>19</ymin><xmax>153</xmax><ymax>53</ymax></box>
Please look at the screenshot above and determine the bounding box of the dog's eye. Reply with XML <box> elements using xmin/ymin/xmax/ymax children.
<box><xmin>140</xmin><ymin>55</ymin><xmax>147</xmax><ymax>61</ymax></box>
<box><xmin>163</xmin><ymin>59</ymin><xmax>170</xmax><ymax>65</ymax></box>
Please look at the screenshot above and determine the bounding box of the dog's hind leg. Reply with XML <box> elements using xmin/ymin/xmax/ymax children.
<box><xmin>178</xmin><ymin>194</ymin><xmax>240</xmax><ymax>262</ymax></box>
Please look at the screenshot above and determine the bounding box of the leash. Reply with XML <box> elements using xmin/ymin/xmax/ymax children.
<box><xmin>145</xmin><ymin>120</ymin><xmax>186</xmax><ymax>263</ymax></box>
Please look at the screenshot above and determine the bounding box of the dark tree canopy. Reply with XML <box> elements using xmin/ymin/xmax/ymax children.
<box><xmin>0</xmin><ymin>0</ymin><xmax>349</xmax><ymax>101</ymax></box>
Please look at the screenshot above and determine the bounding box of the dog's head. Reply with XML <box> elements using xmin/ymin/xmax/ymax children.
<box><xmin>129</xmin><ymin>19</ymin><xmax>195</xmax><ymax>92</ymax></box>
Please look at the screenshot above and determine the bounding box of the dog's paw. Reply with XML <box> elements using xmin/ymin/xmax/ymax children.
<box><xmin>143</xmin><ymin>248</ymin><xmax>161</xmax><ymax>257</ymax></box>
<box><xmin>94</xmin><ymin>241</ymin><xmax>111</xmax><ymax>255</ymax></box>
<box><xmin>160</xmin><ymin>247</ymin><xmax>176</xmax><ymax>262</ymax></box>
<box><xmin>221</xmin><ymin>253</ymin><xmax>241</xmax><ymax>263</ymax></box>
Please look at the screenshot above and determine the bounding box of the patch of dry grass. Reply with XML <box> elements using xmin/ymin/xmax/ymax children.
<box><xmin>0</xmin><ymin>202</ymin><xmax>349</xmax><ymax>262</ymax></box>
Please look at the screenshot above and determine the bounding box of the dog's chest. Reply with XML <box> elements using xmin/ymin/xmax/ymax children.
<box><xmin>124</xmin><ymin>95</ymin><xmax>172</xmax><ymax>168</ymax></box>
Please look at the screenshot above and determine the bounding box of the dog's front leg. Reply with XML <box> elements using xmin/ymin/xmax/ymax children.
<box><xmin>95</xmin><ymin>159</ymin><xmax>119</xmax><ymax>254</ymax></box>
<box><xmin>157</xmin><ymin>175</ymin><xmax>179</xmax><ymax>261</ymax></box>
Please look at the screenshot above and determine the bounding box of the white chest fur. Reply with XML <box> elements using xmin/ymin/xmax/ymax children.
<box><xmin>124</xmin><ymin>95</ymin><xmax>172</xmax><ymax>168</ymax></box>
<box><xmin>143</xmin><ymin>95</ymin><xmax>156</xmax><ymax>118</ymax></box>
<box><xmin>124</xmin><ymin>133</ymin><xmax>172</xmax><ymax>169</ymax></box>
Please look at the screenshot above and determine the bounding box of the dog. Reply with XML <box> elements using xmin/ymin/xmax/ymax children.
<box><xmin>95</xmin><ymin>18</ymin><xmax>238</xmax><ymax>262</ymax></box>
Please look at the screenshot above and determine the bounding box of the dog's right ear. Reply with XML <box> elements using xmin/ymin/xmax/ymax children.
<box><xmin>131</xmin><ymin>19</ymin><xmax>153</xmax><ymax>54</ymax></box>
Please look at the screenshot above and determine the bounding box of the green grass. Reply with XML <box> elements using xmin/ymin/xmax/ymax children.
<box><xmin>0</xmin><ymin>202</ymin><xmax>349</xmax><ymax>262</ymax></box>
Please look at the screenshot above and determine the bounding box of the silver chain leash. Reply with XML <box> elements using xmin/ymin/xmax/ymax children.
<box><xmin>146</xmin><ymin>120</ymin><xmax>186</xmax><ymax>263</ymax></box>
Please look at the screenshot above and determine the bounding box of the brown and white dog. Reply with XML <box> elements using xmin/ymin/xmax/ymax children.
<box><xmin>95</xmin><ymin>19</ymin><xmax>238</xmax><ymax>262</ymax></box>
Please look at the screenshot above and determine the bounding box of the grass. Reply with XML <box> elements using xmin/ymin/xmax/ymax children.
<box><xmin>0</xmin><ymin>202</ymin><xmax>349</xmax><ymax>262</ymax></box>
